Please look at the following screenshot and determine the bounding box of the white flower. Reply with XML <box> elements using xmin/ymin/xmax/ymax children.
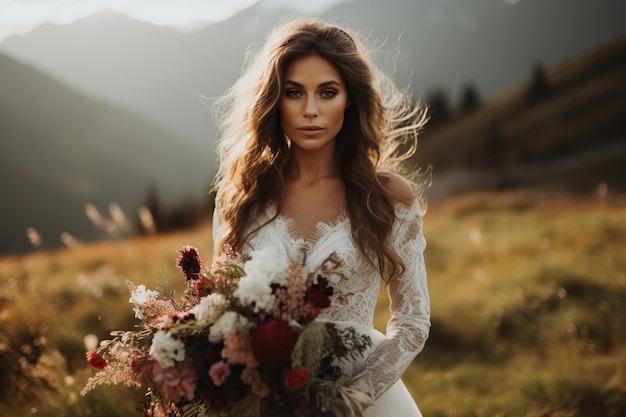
<box><xmin>149</xmin><ymin>331</ymin><xmax>185</xmax><ymax>368</ymax></box>
<box><xmin>129</xmin><ymin>284</ymin><xmax>159</xmax><ymax>319</ymax></box>
<box><xmin>191</xmin><ymin>294</ymin><xmax>227</xmax><ymax>325</ymax></box>
<box><xmin>234</xmin><ymin>246</ymin><xmax>287</xmax><ymax>312</ymax></box>
<box><xmin>209</xmin><ymin>311</ymin><xmax>248</xmax><ymax>343</ymax></box>
<box><xmin>245</xmin><ymin>246</ymin><xmax>288</xmax><ymax>286</ymax></box>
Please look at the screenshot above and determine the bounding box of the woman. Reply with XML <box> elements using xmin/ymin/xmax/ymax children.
<box><xmin>212</xmin><ymin>19</ymin><xmax>430</xmax><ymax>416</ymax></box>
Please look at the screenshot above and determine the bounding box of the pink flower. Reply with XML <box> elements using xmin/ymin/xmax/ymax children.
<box><xmin>208</xmin><ymin>361</ymin><xmax>231</xmax><ymax>386</ymax></box>
<box><xmin>222</xmin><ymin>329</ymin><xmax>257</xmax><ymax>366</ymax></box>
<box><xmin>250</xmin><ymin>319</ymin><xmax>298</xmax><ymax>367</ymax></box>
<box><xmin>86</xmin><ymin>350</ymin><xmax>107</xmax><ymax>369</ymax></box>
<box><xmin>285</xmin><ymin>367</ymin><xmax>310</xmax><ymax>391</ymax></box>
<box><xmin>149</xmin><ymin>360</ymin><xmax>196</xmax><ymax>403</ymax></box>
<box><xmin>176</xmin><ymin>245</ymin><xmax>204</xmax><ymax>281</ymax></box>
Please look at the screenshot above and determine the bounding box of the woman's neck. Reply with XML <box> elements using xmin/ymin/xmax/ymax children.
<box><xmin>286</xmin><ymin>147</ymin><xmax>340</xmax><ymax>186</ymax></box>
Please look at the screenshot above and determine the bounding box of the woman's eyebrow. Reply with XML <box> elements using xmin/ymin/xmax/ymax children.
<box><xmin>283</xmin><ymin>80</ymin><xmax>343</xmax><ymax>88</ymax></box>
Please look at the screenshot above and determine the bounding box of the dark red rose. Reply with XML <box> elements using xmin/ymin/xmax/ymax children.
<box><xmin>86</xmin><ymin>350</ymin><xmax>107</xmax><ymax>369</ymax></box>
<box><xmin>250</xmin><ymin>320</ymin><xmax>298</xmax><ymax>367</ymax></box>
<box><xmin>285</xmin><ymin>367</ymin><xmax>310</xmax><ymax>391</ymax></box>
<box><xmin>176</xmin><ymin>245</ymin><xmax>204</xmax><ymax>281</ymax></box>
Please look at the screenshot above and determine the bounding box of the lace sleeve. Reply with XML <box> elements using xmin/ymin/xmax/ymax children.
<box><xmin>350</xmin><ymin>201</ymin><xmax>430</xmax><ymax>401</ymax></box>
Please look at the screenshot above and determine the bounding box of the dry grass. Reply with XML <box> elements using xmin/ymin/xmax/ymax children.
<box><xmin>2</xmin><ymin>192</ymin><xmax>625</xmax><ymax>416</ymax></box>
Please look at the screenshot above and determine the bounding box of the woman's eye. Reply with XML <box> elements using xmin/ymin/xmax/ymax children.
<box><xmin>320</xmin><ymin>90</ymin><xmax>337</xmax><ymax>98</ymax></box>
<box><xmin>285</xmin><ymin>90</ymin><xmax>302</xmax><ymax>98</ymax></box>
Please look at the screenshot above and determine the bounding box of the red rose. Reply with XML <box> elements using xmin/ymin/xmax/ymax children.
<box><xmin>250</xmin><ymin>319</ymin><xmax>298</xmax><ymax>367</ymax></box>
<box><xmin>285</xmin><ymin>367</ymin><xmax>310</xmax><ymax>391</ymax></box>
<box><xmin>86</xmin><ymin>350</ymin><xmax>107</xmax><ymax>369</ymax></box>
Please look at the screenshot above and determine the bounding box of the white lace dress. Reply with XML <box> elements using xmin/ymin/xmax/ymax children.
<box><xmin>213</xmin><ymin>200</ymin><xmax>430</xmax><ymax>416</ymax></box>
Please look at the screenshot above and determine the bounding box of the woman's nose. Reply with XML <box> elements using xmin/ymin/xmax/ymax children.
<box><xmin>303</xmin><ymin>96</ymin><xmax>318</xmax><ymax>117</ymax></box>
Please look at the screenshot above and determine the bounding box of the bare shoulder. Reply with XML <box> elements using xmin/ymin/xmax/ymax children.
<box><xmin>379</xmin><ymin>172</ymin><xmax>417</xmax><ymax>204</ymax></box>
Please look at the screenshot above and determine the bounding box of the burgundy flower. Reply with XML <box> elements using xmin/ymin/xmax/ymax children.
<box><xmin>194</xmin><ymin>276</ymin><xmax>214</xmax><ymax>298</ymax></box>
<box><xmin>285</xmin><ymin>367</ymin><xmax>310</xmax><ymax>391</ymax></box>
<box><xmin>305</xmin><ymin>277</ymin><xmax>333</xmax><ymax>308</ymax></box>
<box><xmin>250</xmin><ymin>320</ymin><xmax>298</xmax><ymax>367</ymax></box>
<box><xmin>176</xmin><ymin>245</ymin><xmax>204</xmax><ymax>281</ymax></box>
<box><xmin>86</xmin><ymin>350</ymin><xmax>107</xmax><ymax>369</ymax></box>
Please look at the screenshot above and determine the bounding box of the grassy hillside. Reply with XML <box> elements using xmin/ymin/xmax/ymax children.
<box><xmin>1</xmin><ymin>191</ymin><xmax>625</xmax><ymax>416</ymax></box>
<box><xmin>416</xmin><ymin>35</ymin><xmax>626</xmax><ymax>198</ymax></box>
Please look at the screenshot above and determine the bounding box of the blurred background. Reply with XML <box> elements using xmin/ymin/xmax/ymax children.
<box><xmin>1</xmin><ymin>0</ymin><xmax>625</xmax><ymax>416</ymax></box>
<box><xmin>1</xmin><ymin>0</ymin><xmax>625</xmax><ymax>252</ymax></box>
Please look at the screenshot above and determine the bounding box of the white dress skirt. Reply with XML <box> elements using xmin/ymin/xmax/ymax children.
<box><xmin>344</xmin><ymin>329</ymin><xmax>423</xmax><ymax>417</ymax></box>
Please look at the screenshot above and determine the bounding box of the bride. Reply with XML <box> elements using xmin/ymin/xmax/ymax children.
<box><xmin>212</xmin><ymin>19</ymin><xmax>430</xmax><ymax>416</ymax></box>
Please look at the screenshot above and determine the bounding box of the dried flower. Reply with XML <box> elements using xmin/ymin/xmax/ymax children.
<box><xmin>86</xmin><ymin>350</ymin><xmax>107</xmax><ymax>369</ymax></box>
<box><xmin>191</xmin><ymin>294</ymin><xmax>227</xmax><ymax>325</ymax></box>
<box><xmin>208</xmin><ymin>361</ymin><xmax>231</xmax><ymax>386</ymax></box>
<box><xmin>129</xmin><ymin>283</ymin><xmax>159</xmax><ymax>319</ymax></box>
<box><xmin>176</xmin><ymin>245</ymin><xmax>204</xmax><ymax>281</ymax></box>
<box><xmin>82</xmin><ymin>246</ymin><xmax>370</xmax><ymax>417</ymax></box>
<box><xmin>209</xmin><ymin>311</ymin><xmax>247</xmax><ymax>343</ymax></box>
<box><xmin>149</xmin><ymin>331</ymin><xmax>185</xmax><ymax>368</ymax></box>
<box><xmin>150</xmin><ymin>360</ymin><xmax>196</xmax><ymax>403</ymax></box>
<box><xmin>234</xmin><ymin>246</ymin><xmax>289</xmax><ymax>312</ymax></box>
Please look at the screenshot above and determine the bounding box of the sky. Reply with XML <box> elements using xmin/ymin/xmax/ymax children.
<box><xmin>0</xmin><ymin>0</ymin><xmax>349</xmax><ymax>41</ymax></box>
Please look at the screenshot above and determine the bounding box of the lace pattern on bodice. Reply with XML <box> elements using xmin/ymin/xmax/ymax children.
<box><xmin>212</xmin><ymin>201</ymin><xmax>430</xmax><ymax>401</ymax></box>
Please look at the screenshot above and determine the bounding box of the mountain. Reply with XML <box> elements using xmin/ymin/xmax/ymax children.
<box><xmin>0</xmin><ymin>52</ymin><xmax>213</xmax><ymax>254</ymax></box>
<box><xmin>413</xmin><ymin>35</ymin><xmax>626</xmax><ymax>198</ymax></box>
<box><xmin>2</xmin><ymin>0</ymin><xmax>625</xmax><ymax>148</ymax></box>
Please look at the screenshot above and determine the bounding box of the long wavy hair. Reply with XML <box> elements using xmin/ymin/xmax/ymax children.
<box><xmin>213</xmin><ymin>19</ymin><xmax>427</xmax><ymax>283</ymax></box>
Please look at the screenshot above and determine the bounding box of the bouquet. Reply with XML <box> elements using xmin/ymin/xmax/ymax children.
<box><xmin>81</xmin><ymin>245</ymin><xmax>373</xmax><ymax>417</ymax></box>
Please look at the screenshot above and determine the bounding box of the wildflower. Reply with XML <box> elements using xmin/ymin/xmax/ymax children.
<box><xmin>86</xmin><ymin>350</ymin><xmax>107</xmax><ymax>369</ymax></box>
<box><xmin>208</xmin><ymin>361</ymin><xmax>231</xmax><ymax>386</ymax></box>
<box><xmin>128</xmin><ymin>284</ymin><xmax>159</xmax><ymax>319</ymax></box>
<box><xmin>192</xmin><ymin>293</ymin><xmax>227</xmax><ymax>325</ymax></box>
<box><xmin>209</xmin><ymin>311</ymin><xmax>247</xmax><ymax>343</ymax></box>
<box><xmin>194</xmin><ymin>276</ymin><xmax>214</xmax><ymax>297</ymax></box>
<box><xmin>244</xmin><ymin>246</ymin><xmax>288</xmax><ymax>286</ymax></box>
<box><xmin>149</xmin><ymin>331</ymin><xmax>185</xmax><ymax>368</ymax></box>
<box><xmin>150</xmin><ymin>360</ymin><xmax>196</xmax><ymax>403</ymax></box>
<box><xmin>176</xmin><ymin>245</ymin><xmax>204</xmax><ymax>281</ymax></box>
<box><xmin>285</xmin><ymin>367</ymin><xmax>310</xmax><ymax>391</ymax></box>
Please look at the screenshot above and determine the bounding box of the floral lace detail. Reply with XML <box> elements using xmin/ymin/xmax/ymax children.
<box><xmin>212</xmin><ymin>200</ymin><xmax>430</xmax><ymax>401</ymax></box>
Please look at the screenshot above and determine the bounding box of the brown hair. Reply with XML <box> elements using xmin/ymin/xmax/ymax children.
<box><xmin>213</xmin><ymin>19</ymin><xmax>427</xmax><ymax>282</ymax></box>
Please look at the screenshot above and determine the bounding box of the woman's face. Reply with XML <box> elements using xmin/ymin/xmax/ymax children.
<box><xmin>279</xmin><ymin>54</ymin><xmax>349</xmax><ymax>154</ymax></box>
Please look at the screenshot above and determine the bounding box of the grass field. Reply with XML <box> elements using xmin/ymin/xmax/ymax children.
<box><xmin>1</xmin><ymin>191</ymin><xmax>625</xmax><ymax>416</ymax></box>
